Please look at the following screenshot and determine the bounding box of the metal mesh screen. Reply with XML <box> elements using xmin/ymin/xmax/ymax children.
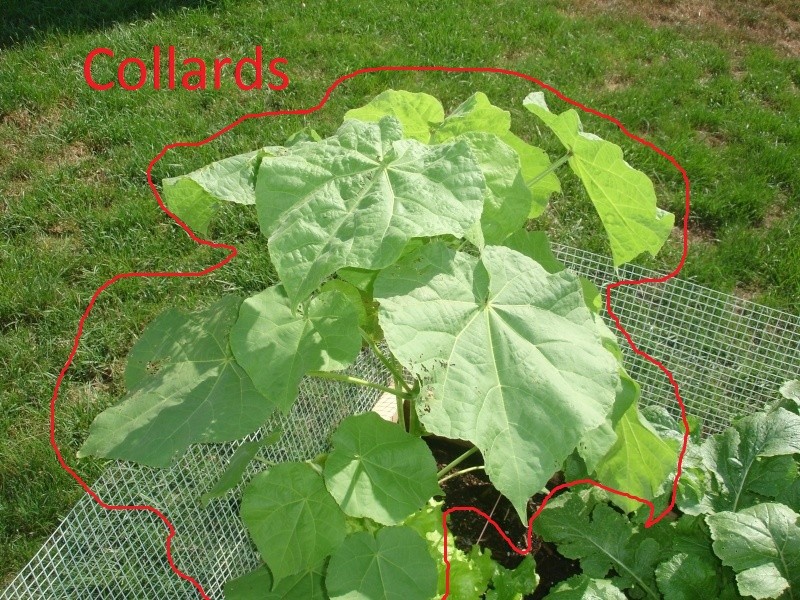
<box><xmin>3</xmin><ymin>245</ymin><xmax>799</xmax><ymax>599</ymax></box>
<box><xmin>2</xmin><ymin>351</ymin><xmax>386</xmax><ymax>600</ymax></box>
<box><xmin>552</xmin><ymin>244</ymin><xmax>799</xmax><ymax>435</ymax></box>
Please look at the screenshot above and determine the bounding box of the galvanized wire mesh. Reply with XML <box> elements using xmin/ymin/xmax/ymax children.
<box><xmin>3</xmin><ymin>245</ymin><xmax>799</xmax><ymax>599</ymax></box>
<box><xmin>552</xmin><ymin>244</ymin><xmax>799</xmax><ymax>435</ymax></box>
<box><xmin>2</xmin><ymin>351</ymin><xmax>385</xmax><ymax>600</ymax></box>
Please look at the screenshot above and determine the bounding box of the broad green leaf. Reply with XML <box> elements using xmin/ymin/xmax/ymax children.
<box><xmin>256</xmin><ymin>117</ymin><xmax>485</xmax><ymax>304</ymax></box>
<box><xmin>325</xmin><ymin>526</ymin><xmax>438</xmax><ymax>600</ymax></box>
<box><xmin>534</xmin><ymin>490</ymin><xmax>662</xmax><ymax>598</ymax></box>
<box><xmin>577</xmin><ymin>367</ymin><xmax>638</xmax><ymax>474</ymax></box>
<box><xmin>240</xmin><ymin>462</ymin><xmax>346</xmax><ymax>584</ymax></box>
<box><xmin>459</xmin><ymin>131</ymin><xmax>532</xmax><ymax>247</ymax></box>
<box><xmin>319</xmin><ymin>279</ymin><xmax>369</xmax><ymax>331</ymax></box>
<box><xmin>374</xmin><ymin>243</ymin><xmax>619</xmax><ymax>521</ymax></box>
<box><xmin>162</xmin><ymin>147</ymin><xmax>282</xmax><ymax>235</ymax></box>
<box><xmin>523</xmin><ymin>92</ymin><xmax>674</xmax><ymax>265</ymax></box>
<box><xmin>431</xmin><ymin>92</ymin><xmax>561</xmax><ymax>217</ymax></box>
<box><xmin>502</xmin><ymin>229</ymin><xmax>565</xmax><ymax>274</ymax></box>
<box><xmin>594</xmin><ymin>400</ymin><xmax>679</xmax><ymax>513</ymax></box>
<box><xmin>224</xmin><ymin>566</ymin><xmax>273</xmax><ymax>599</ymax></box>
<box><xmin>655</xmin><ymin>553</ymin><xmax>721</xmax><ymax>600</ymax></box>
<box><xmin>344</xmin><ymin>89</ymin><xmax>444</xmax><ymax>142</ymax></box>
<box><xmin>775</xmin><ymin>477</ymin><xmax>800</xmax><ymax>513</ymax></box>
<box><xmin>707</xmin><ymin>502</ymin><xmax>800</xmax><ymax>599</ymax></box>
<box><xmin>230</xmin><ymin>285</ymin><xmax>361</xmax><ymax>412</ymax></box>
<box><xmin>224</xmin><ymin>565</ymin><xmax>327</xmax><ymax>600</ymax></box>
<box><xmin>323</xmin><ymin>412</ymin><xmax>441</xmax><ymax>525</ymax></box>
<box><xmin>78</xmin><ymin>297</ymin><xmax>274</xmax><ymax>467</ymax></box>
<box><xmin>485</xmin><ymin>557</ymin><xmax>539</xmax><ymax>600</ymax></box>
<box><xmin>430</xmin><ymin>91</ymin><xmax>510</xmax><ymax>143</ymax></box>
<box><xmin>200</xmin><ymin>428</ymin><xmax>282</xmax><ymax>507</ymax></box>
<box><xmin>502</xmin><ymin>131</ymin><xmax>561</xmax><ymax>218</ymax></box>
<box><xmin>544</xmin><ymin>574</ymin><xmax>626</xmax><ymax>600</ymax></box>
<box><xmin>347</xmin><ymin>90</ymin><xmax>560</xmax><ymax>217</ymax></box>
<box><xmin>690</xmin><ymin>408</ymin><xmax>800</xmax><ymax>514</ymax></box>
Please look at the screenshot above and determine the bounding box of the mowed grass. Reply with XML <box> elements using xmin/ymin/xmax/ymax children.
<box><xmin>1</xmin><ymin>0</ymin><xmax>798</xmax><ymax>584</ymax></box>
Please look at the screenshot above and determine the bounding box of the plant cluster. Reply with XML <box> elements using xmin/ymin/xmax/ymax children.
<box><xmin>534</xmin><ymin>381</ymin><xmax>800</xmax><ymax>600</ymax></box>
<box><xmin>74</xmin><ymin>88</ymin><xmax>774</xmax><ymax>599</ymax></box>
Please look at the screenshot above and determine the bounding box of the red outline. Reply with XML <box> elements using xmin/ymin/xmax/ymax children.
<box><xmin>49</xmin><ymin>66</ymin><xmax>690</xmax><ymax>599</ymax></box>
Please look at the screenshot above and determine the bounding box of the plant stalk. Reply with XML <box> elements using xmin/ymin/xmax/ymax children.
<box><xmin>438</xmin><ymin>465</ymin><xmax>485</xmax><ymax>484</ymax></box>
<box><xmin>525</xmin><ymin>151</ymin><xmax>571</xmax><ymax>188</ymax></box>
<box><xmin>436</xmin><ymin>446</ymin><xmax>479</xmax><ymax>479</ymax></box>
<box><xmin>306</xmin><ymin>371</ymin><xmax>410</xmax><ymax>399</ymax></box>
<box><xmin>360</xmin><ymin>328</ymin><xmax>413</xmax><ymax>394</ymax></box>
<box><xmin>394</xmin><ymin>374</ymin><xmax>406</xmax><ymax>431</ymax></box>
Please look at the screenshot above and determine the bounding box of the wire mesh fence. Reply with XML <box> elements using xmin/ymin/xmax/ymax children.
<box><xmin>3</xmin><ymin>244</ymin><xmax>798</xmax><ymax>599</ymax></box>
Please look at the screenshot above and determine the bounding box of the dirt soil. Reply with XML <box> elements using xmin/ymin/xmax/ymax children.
<box><xmin>565</xmin><ymin>0</ymin><xmax>800</xmax><ymax>56</ymax></box>
<box><xmin>427</xmin><ymin>437</ymin><xmax>581</xmax><ymax>599</ymax></box>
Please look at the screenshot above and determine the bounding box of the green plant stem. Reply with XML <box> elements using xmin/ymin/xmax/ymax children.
<box><xmin>253</xmin><ymin>456</ymin><xmax>277</xmax><ymax>467</ymax></box>
<box><xmin>436</xmin><ymin>446</ymin><xmax>479</xmax><ymax>478</ymax></box>
<box><xmin>393</xmin><ymin>374</ymin><xmax>406</xmax><ymax>431</ymax></box>
<box><xmin>525</xmin><ymin>151</ymin><xmax>571</xmax><ymax>188</ymax></box>
<box><xmin>360</xmin><ymin>328</ymin><xmax>413</xmax><ymax>394</ymax></box>
<box><xmin>438</xmin><ymin>465</ymin><xmax>485</xmax><ymax>484</ymax></box>
<box><xmin>307</xmin><ymin>370</ymin><xmax>410</xmax><ymax>399</ymax></box>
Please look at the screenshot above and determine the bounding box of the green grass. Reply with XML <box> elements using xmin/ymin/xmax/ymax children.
<box><xmin>1</xmin><ymin>0</ymin><xmax>798</xmax><ymax>586</ymax></box>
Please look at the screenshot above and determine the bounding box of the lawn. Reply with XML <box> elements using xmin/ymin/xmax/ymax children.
<box><xmin>1</xmin><ymin>0</ymin><xmax>798</xmax><ymax>586</ymax></box>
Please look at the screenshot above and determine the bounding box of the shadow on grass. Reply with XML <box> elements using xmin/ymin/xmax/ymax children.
<box><xmin>0</xmin><ymin>0</ymin><xmax>221</xmax><ymax>48</ymax></box>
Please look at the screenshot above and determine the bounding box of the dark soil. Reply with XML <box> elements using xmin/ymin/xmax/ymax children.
<box><xmin>426</xmin><ymin>437</ymin><xmax>581</xmax><ymax>600</ymax></box>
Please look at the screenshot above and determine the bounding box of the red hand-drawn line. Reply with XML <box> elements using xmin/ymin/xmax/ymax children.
<box><xmin>49</xmin><ymin>66</ymin><xmax>690</xmax><ymax>599</ymax></box>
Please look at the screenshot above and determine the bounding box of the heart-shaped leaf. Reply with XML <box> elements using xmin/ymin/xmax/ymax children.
<box><xmin>240</xmin><ymin>462</ymin><xmax>346</xmax><ymax>584</ymax></box>
<box><xmin>230</xmin><ymin>285</ymin><xmax>362</xmax><ymax>412</ymax></box>
<box><xmin>325</xmin><ymin>526</ymin><xmax>438</xmax><ymax>600</ymax></box>
<box><xmin>323</xmin><ymin>412</ymin><xmax>441</xmax><ymax>525</ymax></box>
<box><xmin>224</xmin><ymin>565</ymin><xmax>327</xmax><ymax>600</ymax></box>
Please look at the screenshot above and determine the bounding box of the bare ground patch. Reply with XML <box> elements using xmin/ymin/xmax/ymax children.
<box><xmin>563</xmin><ymin>0</ymin><xmax>800</xmax><ymax>56</ymax></box>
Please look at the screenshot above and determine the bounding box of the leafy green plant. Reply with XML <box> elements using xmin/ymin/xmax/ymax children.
<box><xmin>533</xmin><ymin>389</ymin><xmax>800</xmax><ymax>600</ymax></box>
<box><xmin>79</xmin><ymin>89</ymin><xmax>682</xmax><ymax>598</ymax></box>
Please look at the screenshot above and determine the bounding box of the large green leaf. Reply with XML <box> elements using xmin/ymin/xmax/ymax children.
<box><xmin>534</xmin><ymin>490</ymin><xmax>662</xmax><ymax>599</ymax></box>
<box><xmin>374</xmin><ymin>243</ymin><xmax>619</xmax><ymax>521</ymax></box>
<box><xmin>431</xmin><ymin>92</ymin><xmax>560</xmax><ymax>217</ymax></box>
<box><xmin>255</xmin><ymin>116</ymin><xmax>485</xmax><ymax>304</ymax></box>
<box><xmin>345</xmin><ymin>89</ymin><xmax>445</xmax><ymax>142</ymax></box>
<box><xmin>594</xmin><ymin>399</ymin><xmax>679</xmax><ymax>513</ymax></box>
<box><xmin>523</xmin><ymin>92</ymin><xmax>674</xmax><ymax>265</ymax></box>
<box><xmin>323</xmin><ymin>412</ymin><xmax>441</xmax><ymax>525</ymax></box>
<box><xmin>240</xmin><ymin>463</ymin><xmax>347</xmax><ymax>584</ymax></box>
<box><xmin>230</xmin><ymin>285</ymin><xmax>362</xmax><ymax>412</ymax></box>
<box><xmin>655</xmin><ymin>553</ymin><xmax>721</xmax><ymax>600</ymax></box>
<box><xmin>224</xmin><ymin>565</ymin><xmax>327</xmax><ymax>600</ymax></box>
<box><xmin>346</xmin><ymin>90</ymin><xmax>560</xmax><ymax>217</ymax></box>
<box><xmin>161</xmin><ymin>146</ymin><xmax>282</xmax><ymax>235</ymax></box>
<box><xmin>78</xmin><ymin>297</ymin><xmax>274</xmax><ymax>467</ymax></box>
<box><xmin>544</xmin><ymin>574</ymin><xmax>626</xmax><ymax>600</ymax></box>
<box><xmin>681</xmin><ymin>408</ymin><xmax>800</xmax><ymax>514</ymax></box>
<box><xmin>458</xmin><ymin>131</ymin><xmax>532</xmax><ymax>247</ymax></box>
<box><xmin>707</xmin><ymin>503</ymin><xmax>800</xmax><ymax>599</ymax></box>
<box><xmin>325</xmin><ymin>526</ymin><xmax>438</xmax><ymax>600</ymax></box>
